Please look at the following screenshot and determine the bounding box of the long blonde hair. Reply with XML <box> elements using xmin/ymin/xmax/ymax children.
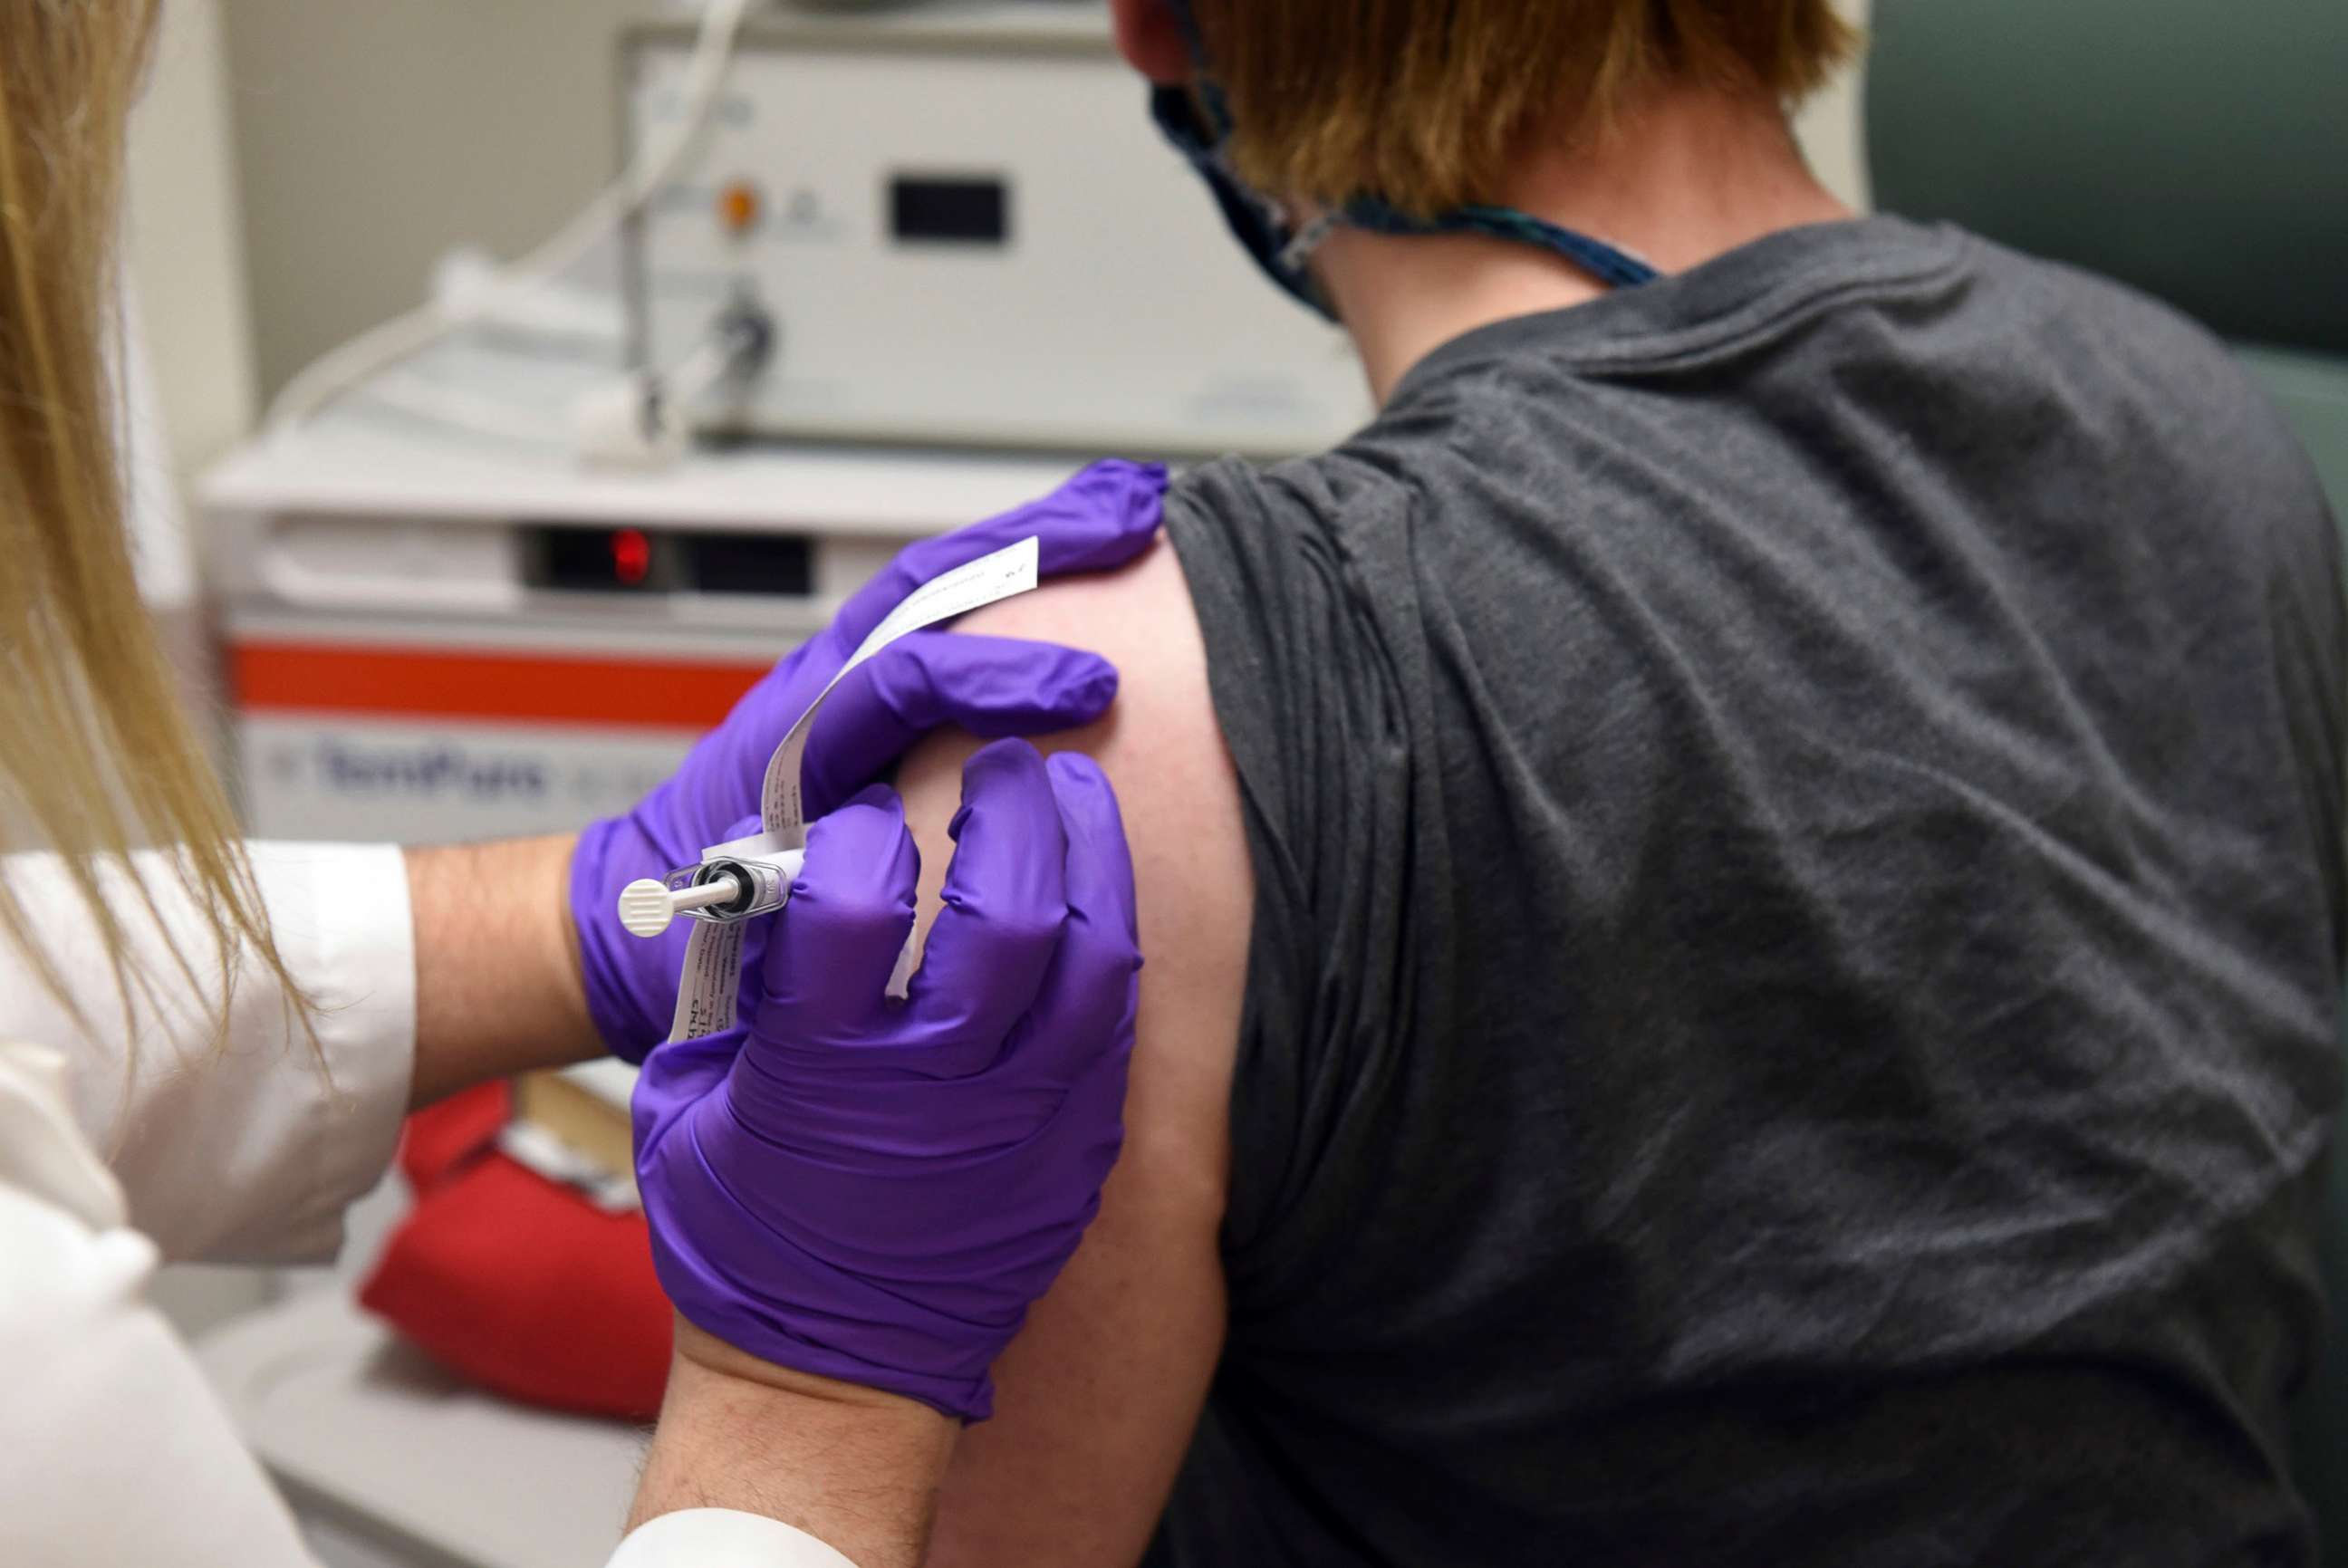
<box><xmin>0</xmin><ymin>1</ymin><xmax>305</xmax><ymax>1042</ymax></box>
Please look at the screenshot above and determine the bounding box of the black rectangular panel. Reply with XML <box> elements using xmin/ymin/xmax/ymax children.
<box><xmin>889</xmin><ymin>175</ymin><xmax>1009</xmax><ymax>245</ymax></box>
<box><xmin>682</xmin><ymin>532</ymin><xmax>813</xmax><ymax>597</ymax></box>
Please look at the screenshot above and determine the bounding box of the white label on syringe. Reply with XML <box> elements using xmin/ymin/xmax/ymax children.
<box><xmin>667</xmin><ymin>534</ymin><xmax>1043</xmax><ymax>1044</ymax></box>
<box><xmin>668</xmin><ymin>918</ymin><xmax>746</xmax><ymax>1043</ymax></box>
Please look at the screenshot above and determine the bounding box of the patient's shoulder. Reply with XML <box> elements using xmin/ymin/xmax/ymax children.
<box><xmin>953</xmin><ymin>530</ymin><xmax>1220</xmax><ymax>760</ymax></box>
<box><xmin>905</xmin><ymin>534</ymin><xmax>1248</xmax><ymax>1195</ymax></box>
<box><xmin>913</xmin><ymin>536</ymin><xmax>1247</xmax><ymax>1561</ymax></box>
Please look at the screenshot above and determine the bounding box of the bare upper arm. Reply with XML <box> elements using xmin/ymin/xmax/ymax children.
<box><xmin>893</xmin><ymin>537</ymin><xmax>1249</xmax><ymax>1566</ymax></box>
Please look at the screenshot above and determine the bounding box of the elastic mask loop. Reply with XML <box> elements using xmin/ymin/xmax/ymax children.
<box><xmin>1149</xmin><ymin>82</ymin><xmax>1337</xmax><ymax>317</ymax></box>
<box><xmin>1275</xmin><ymin>209</ymin><xmax>1345</xmax><ymax>278</ymax></box>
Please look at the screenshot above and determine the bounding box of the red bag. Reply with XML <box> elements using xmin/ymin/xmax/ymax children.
<box><xmin>359</xmin><ymin>1083</ymin><xmax>671</xmax><ymax>1421</ymax></box>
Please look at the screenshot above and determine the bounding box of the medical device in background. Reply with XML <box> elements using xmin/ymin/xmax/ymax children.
<box><xmin>622</xmin><ymin>4</ymin><xmax>1371</xmax><ymax>456</ymax></box>
<box><xmin>262</xmin><ymin>0</ymin><xmax>756</xmax><ymax>450</ymax></box>
<box><xmin>210</xmin><ymin>341</ymin><xmax>1081</xmax><ymax>851</ymax></box>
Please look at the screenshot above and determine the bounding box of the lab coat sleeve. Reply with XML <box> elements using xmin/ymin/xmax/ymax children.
<box><xmin>0</xmin><ymin>842</ymin><xmax>416</xmax><ymax>1263</ymax></box>
<box><xmin>0</xmin><ymin>1044</ymin><xmax>323</xmax><ymax>1567</ymax></box>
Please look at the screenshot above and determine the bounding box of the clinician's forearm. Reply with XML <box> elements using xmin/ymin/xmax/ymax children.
<box><xmin>404</xmin><ymin>835</ymin><xmax>600</xmax><ymax>1109</ymax></box>
<box><xmin>631</xmin><ymin>1320</ymin><xmax>957</xmax><ymax>1568</ymax></box>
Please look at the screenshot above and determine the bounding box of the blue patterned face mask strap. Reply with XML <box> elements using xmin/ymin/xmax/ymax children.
<box><xmin>1150</xmin><ymin>0</ymin><xmax>1664</xmax><ymax>314</ymax></box>
<box><xmin>1348</xmin><ymin>200</ymin><xmax>1662</xmax><ymax>290</ymax></box>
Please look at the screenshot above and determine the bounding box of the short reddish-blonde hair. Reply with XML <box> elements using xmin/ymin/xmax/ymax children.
<box><xmin>1187</xmin><ymin>0</ymin><xmax>1859</xmax><ymax>215</ymax></box>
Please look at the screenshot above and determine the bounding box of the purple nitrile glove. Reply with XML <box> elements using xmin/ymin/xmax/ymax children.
<box><xmin>572</xmin><ymin>458</ymin><xmax>1165</xmax><ymax>1061</ymax></box>
<box><xmin>633</xmin><ymin>739</ymin><xmax>1141</xmax><ymax>1420</ymax></box>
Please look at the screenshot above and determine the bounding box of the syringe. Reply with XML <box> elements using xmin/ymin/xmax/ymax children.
<box><xmin>618</xmin><ymin>848</ymin><xmax>806</xmax><ymax>938</ymax></box>
<box><xmin>621</xmin><ymin>535</ymin><xmax>1043</xmax><ymax>1042</ymax></box>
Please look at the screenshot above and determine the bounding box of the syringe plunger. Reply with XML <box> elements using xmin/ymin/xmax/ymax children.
<box><xmin>619</xmin><ymin>874</ymin><xmax>740</xmax><ymax>938</ymax></box>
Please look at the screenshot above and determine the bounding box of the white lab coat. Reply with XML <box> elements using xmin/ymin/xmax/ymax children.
<box><xmin>0</xmin><ymin>844</ymin><xmax>852</xmax><ymax>1568</ymax></box>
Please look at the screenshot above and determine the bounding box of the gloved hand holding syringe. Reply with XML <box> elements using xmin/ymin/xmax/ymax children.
<box><xmin>567</xmin><ymin>458</ymin><xmax>1165</xmax><ymax>1063</ymax></box>
<box><xmin>563</xmin><ymin>462</ymin><xmax>1153</xmax><ymax>1425</ymax></box>
<box><xmin>615</xmin><ymin>534</ymin><xmax>1045</xmax><ymax>1041</ymax></box>
<box><xmin>612</xmin><ymin>518</ymin><xmax>1146</xmax><ymax>1424</ymax></box>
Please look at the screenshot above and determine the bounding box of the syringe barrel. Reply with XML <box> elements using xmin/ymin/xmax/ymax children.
<box><xmin>683</xmin><ymin>851</ymin><xmax>797</xmax><ymax>924</ymax></box>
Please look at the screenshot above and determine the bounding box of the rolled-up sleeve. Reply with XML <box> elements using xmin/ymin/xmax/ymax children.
<box><xmin>0</xmin><ymin>842</ymin><xmax>416</xmax><ymax>1264</ymax></box>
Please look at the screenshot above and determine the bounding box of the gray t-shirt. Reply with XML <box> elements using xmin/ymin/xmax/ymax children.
<box><xmin>1153</xmin><ymin>216</ymin><xmax>2347</xmax><ymax>1565</ymax></box>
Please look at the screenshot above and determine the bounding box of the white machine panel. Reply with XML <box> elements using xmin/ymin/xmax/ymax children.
<box><xmin>204</xmin><ymin>383</ymin><xmax>1092</xmax><ymax>853</ymax></box>
<box><xmin>625</xmin><ymin>5</ymin><xmax>1370</xmax><ymax>456</ymax></box>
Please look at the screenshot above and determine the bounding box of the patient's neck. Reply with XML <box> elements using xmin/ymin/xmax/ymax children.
<box><xmin>1315</xmin><ymin>82</ymin><xmax>1854</xmax><ymax>404</ymax></box>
